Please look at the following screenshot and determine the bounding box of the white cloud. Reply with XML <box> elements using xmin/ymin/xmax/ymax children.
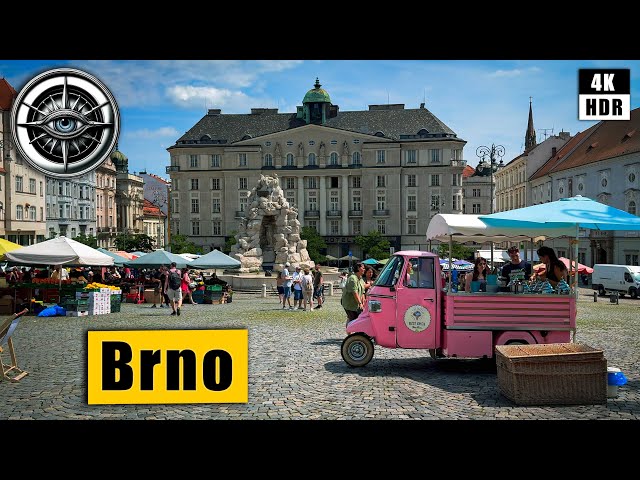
<box><xmin>166</xmin><ymin>85</ymin><xmax>252</xmax><ymax>110</ymax></box>
<box><xmin>489</xmin><ymin>66</ymin><xmax>542</xmax><ymax>78</ymax></box>
<box><xmin>124</xmin><ymin>127</ymin><xmax>180</xmax><ymax>139</ymax></box>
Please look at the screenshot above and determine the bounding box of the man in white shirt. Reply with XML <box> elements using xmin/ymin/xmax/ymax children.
<box><xmin>292</xmin><ymin>266</ymin><xmax>304</xmax><ymax>309</ymax></box>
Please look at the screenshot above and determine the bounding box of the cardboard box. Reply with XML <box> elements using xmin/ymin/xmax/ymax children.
<box><xmin>0</xmin><ymin>298</ymin><xmax>14</xmax><ymax>315</ymax></box>
<box><xmin>144</xmin><ymin>289</ymin><xmax>162</xmax><ymax>304</ymax></box>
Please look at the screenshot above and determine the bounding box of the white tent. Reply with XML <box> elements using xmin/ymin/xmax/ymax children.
<box><xmin>5</xmin><ymin>236</ymin><xmax>114</xmax><ymax>266</ymax></box>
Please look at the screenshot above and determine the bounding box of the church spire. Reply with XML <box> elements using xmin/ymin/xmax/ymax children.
<box><xmin>524</xmin><ymin>97</ymin><xmax>537</xmax><ymax>152</ymax></box>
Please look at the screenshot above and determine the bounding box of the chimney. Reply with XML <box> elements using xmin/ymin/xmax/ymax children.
<box><xmin>559</xmin><ymin>130</ymin><xmax>570</xmax><ymax>140</ymax></box>
<box><xmin>551</xmin><ymin>147</ymin><xmax>557</xmax><ymax>157</ymax></box>
<box><xmin>208</xmin><ymin>109</ymin><xmax>221</xmax><ymax>115</ymax></box>
<box><xmin>420</xmin><ymin>103</ymin><xmax>425</xmax><ymax>109</ymax></box>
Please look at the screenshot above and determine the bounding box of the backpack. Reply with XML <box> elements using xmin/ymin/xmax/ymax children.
<box><xmin>304</xmin><ymin>276</ymin><xmax>313</xmax><ymax>292</ymax></box>
<box><xmin>168</xmin><ymin>270</ymin><xmax>181</xmax><ymax>290</ymax></box>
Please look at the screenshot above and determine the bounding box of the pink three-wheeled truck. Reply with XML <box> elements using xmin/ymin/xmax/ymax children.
<box><xmin>340</xmin><ymin>250</ymin><xmax>577</xmax><ymax>367</ymax></box>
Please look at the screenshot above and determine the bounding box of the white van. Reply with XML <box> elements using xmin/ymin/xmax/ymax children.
<box><xmin>592</xmin><ymin>264</ymin><xmax>640</xmax><ymax>298</ymax></box>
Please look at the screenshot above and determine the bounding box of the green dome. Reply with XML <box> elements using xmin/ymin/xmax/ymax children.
<box><xmin>111</xmin><ymin>147</ymin><xmax>128</xmax><ymax>163</ymax></box>
<box><xmin>303</xmin><ymin>78</ymin><xmax>331</xmax><ymax>104</ymax></box>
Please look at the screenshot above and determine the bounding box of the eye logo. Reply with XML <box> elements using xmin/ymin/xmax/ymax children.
<box><xmin>11</xmin><ymin>68</ymin><xmax>120</xmax><ymax>178</ymax></box>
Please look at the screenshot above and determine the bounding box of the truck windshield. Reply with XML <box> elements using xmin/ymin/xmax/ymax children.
<box><xmin>634</xmin><ymin>273</ymin><xmax>640</xmax><ymax>282</ymax></box>
<box><xmin>376</xmin><ymin>256</ymin><xmax>404</xmax><ymax>288</ymax></box>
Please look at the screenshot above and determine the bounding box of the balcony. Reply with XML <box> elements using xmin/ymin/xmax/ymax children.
<box><xmin>326</xmin><ymin>210</ymin><xmax>341</xmax><ymax>217</ymax></box>
<box><xmin>451</xmin><ymin>159</ymin><xmax>467</xmax><ymax>167</ymax></box>
<box><xmin>348</xmin><ymin>210</ymin><xmax>363</xmax><ymax>217</ymax></box>
<box><xmin>305</xmin><ymin>210</ymin><xmax>319</xmax><ymax>218</ymax></box>
<box><xmin>235</xmin><ymin>211</ymin><xmax>246</xmax><ymax>218</ymax></box>
<box><xmin>166</xmin><ymin>165</ymin><xmax>180</xmax><ymax>173</ymax></box>
<box><xmin>372</xmin><ymin>209</ymin><xmax>390</xmax><ymax>217</ymax></box>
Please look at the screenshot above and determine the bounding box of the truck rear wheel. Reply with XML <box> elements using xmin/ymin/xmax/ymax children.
<box><xmin>341</xmin><ymin>334</ymin><xmax>374</xmax><ymax>367</ymax></box>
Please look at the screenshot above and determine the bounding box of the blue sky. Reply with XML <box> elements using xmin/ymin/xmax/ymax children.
<box><xmin>1</xmin><ymin>60</ymin><xmax>638</xmax><ymax>178</ymax></box>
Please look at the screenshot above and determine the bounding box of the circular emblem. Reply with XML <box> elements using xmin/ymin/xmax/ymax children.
<box><xmin>11</xmin><ymin>68</ymin><xmax>120</xmax><ymax>178</ymax></box>
<box><xmin>403</xmin><ymin>305</ymin><xmax>431</xmax><ymax>332</ymax></box>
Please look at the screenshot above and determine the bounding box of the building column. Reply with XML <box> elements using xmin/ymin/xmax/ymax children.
<box><xmin>341</xmin><ymin>174</ymin><xmax>349</xmax><ymax>235</ymax></box>
<box><xmin>297</xmin><ymin>177</ymin><xmax>305</xmax><ymax>228</ymax></box>
<box><xmin>319</xmin><ymin>175</ymin><xmax>327</xmax><ymax>235</ymax></box>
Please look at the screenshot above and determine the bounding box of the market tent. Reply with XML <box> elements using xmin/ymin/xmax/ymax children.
<box><xmin>378</xmin><ymin>258</ymin><xmax>390</xmax><ymax>265</ymax></box>
<box><xmin>189</xmin><ymin>249</ymin><xmax>241</xmax><ymax>270</ymax></box>
<box><xmin>0</xmin><ymin>239</ymin><xmax>22</xmax><ymax>260</ymax></box>
<box><xmin>5</xmin><ymin>236</ymin><xmax>114</xmax><ymax>266</ymax></box>
<box><xmin>130</xmin><ymin>251</ymin><xmax>147</xmax><ymax>257</ymax></box>
<box><xmin>97</xmin><ymin>248</ymin><xmax>129</xmax><ymax>267</ymax></box>
<box><xmin>124</xmin><ymin>249</ymin><xmax>192</xmax><ymax>269</ymax></box>
<box><xmin>533</xmin><ymin>258</ymin><xmax>594</xmax><ymax>274</ymax></box>
<box><xmin>115</xmin><ymin>251</ymin><xmax>138</xmax><ymax>260</ymax></box>
<box><xmin>339</xmin><ymin>255</ymin><xmax>359</xmax><ymax>261</ymax></box>
<box><xmin>362</xmin><ymin>258</ymin><xmax>380</xmax><ymax>265</ymax></box>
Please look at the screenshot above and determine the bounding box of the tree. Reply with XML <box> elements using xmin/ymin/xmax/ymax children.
<box><xmin>73</xmin><ymin>233</ymin><xmax>98</xmax><ymax>249</ymax></box>
<box><xmin>300</xmin><ymin>227</ymin><xmax>327</xmax><ymax>264</ymax></box>
<box><xmin>355</xmin><ymin>231</ymin><xmax>390</xmax><ymax>261</ymax></box>
<box><xmin>169</xmin><ymin>234</ymin><xmax>201</xmax><ymax>254</ymax></box>
<box><xmin>223</xmin><ymin>230</ymin><xmax>238</xmax><ymax>254</ymax></box>
<box><xmin>114</xmin><ymin>233</ymin><xmax>155</xmax><ymax>252</ymax></box>
<box><xmin>438</xmin><ymin>243</ymin><xmax>475</xmax><ymax>261</ymax></box>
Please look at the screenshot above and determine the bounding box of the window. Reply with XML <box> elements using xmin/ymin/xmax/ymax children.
<box><xmin>377</xmin><ymin>220</ymin><xmax>386</xmax><ymax>234</ymax></box>
<box><xmin>213</xmin><ymin>221</ymin><xmax>221</xmax><ymax>235</ymax></box>
<box><xmin>568</xmin><ymin>178</ymin><xmax>573</xmax><ymax>197</ymax></box>
<box><xmin>407</xmin><ymin>219</ymin><xmax>417</xmax><ymax>234</ymax></box>
<box><xmin>405</xmin><ymin>150</ymin><xmax>417</xmax><ymax>164</ymax></box>
<box><xmin>58</xmin><ymin>181</ymin><xmax>63</xmax><ymax>195</ymax></box>
<box><xmin>377</xmin><ymin>196</ymin><xmax>386</xmax><ymax>210</ymax></box>
<box><xmin>309</xmin><ymin>197</ymin><xmax>318</xmax><ymax>211</ymax></box>
<box><xmin>330</xmin><ymin>177</ymin><xmax>338</xmax><ymax>188</ymax></box>
<box><xmin>211</xmin><ymin>154</ymin><xmax>221</xmax><ymax>167</ymax></box>
<box><xmin>451</xmin><ymin>149</ymin><xmax>462</xmax><ymax>160</ymax></box>
<box><xmin>192</xmin><ymin>222</ymin><xmax>200</xmax><ymax>235</ymax></box>
<box><xmin>472</xmin><ymin>203</ymin><xmax>481</xmax><ymax>214</ymax></box>
<box><xmin>452</xmin><ymin>173</ymin><xmax>461</xmax><ymax>186</ymax></box>
<box><xmin>286</xmin><ymin>191</ymin><xmax>296</xmax><ymax>208</ymax></box>
<box><xmin>308</xmin><ymin>177</ymin><xmax>318</xmax><ymax>189</ymax></box>
<box><xmin>430</xmin><ymin>149</ymin><xmax>440</xmax><ymax>163</ymax></box>
<box><xmin>212</xmin><ymin>198</ymin><xmax>221</xmax><ymax>213</ymax></box>
<box><xmin>377</xmin><ymin>176</ymin><xmax>386</xmax><ymax>188</ymax></box>
<box><xmin>286</xmin><ymin>153</ymin><xmax>295</xmax><ymax>166</ymax></box>
<box><xmin>353</xmin><ymin>139</ymin><xmax>360</xmax><ymax>144</ymax></box>
<box><xmin>407</xmin><ymin>174</ymin><xmax>416</xmax><ymax>187</ymax></box>
<box><xmin>452</xmin><ymin>195</ymin><xmax>460</xmax><ymax>211</ymax></box>
<box><xmin>286</xmin><ymin>178</ymin><xmax>295</xmax><ymax>190</ymax></box>
<box><xmin>601</xmin><ymin>178</ymin><xmax>608</xmax><ymax>187</ymax></box>
<box><xmin>625</xmin><ymin>254</ymin><xmax>639</xmax><ymax>266</ymax></box>
<box><xmin>629</xmin><ymin>201</ymin><xmax>637</xmax><ymax>215</ymax></box>
<box><xmin>191</xmin><ymin>199</ymin><xmax>199</xmax><ymax>213</ymax></box>
<box><xmin>189</xmin><ymin>155</ymin><xmax>199</xmax><ymax>168</ymax></box>
<box><xmin>212</xmin><ymin>178</ymin><xmax>221</xmax><ymax>190</ymax></box>
<box><xmin>190</xmin><ymin>179</ymin><xmax>199</xmax><ymax>190</ymax></box>
<box><xmin>16</xmin><ymin>176</ymin><xmax>23</xmax><ymax>192</ymax></box>
<box><xmin>352</xmin><ymin>152</ymin><xmax>361</xmax><ymax>165</ymax></box>
<box><xmin>239</xmin><ymin>196</ymin><xmax>248</xmax><ymax>212</ymax></box>
<box><xmin>29</xmin><ymin>178</ymin><xmax>36</xmax><ymax>194</ymax></box>
<box><xmin>308</xmin><ymin>153</ymin><xmax>317</xmax><ymax>166</ymax></box>
<box><xmin>264</xmin><ymin>154</ymin><xmax>273</xmax><ymax>166</ymax></box>
<box><xmin>238</xmin><ymin>153</ymin><xmax>247</xmax><ymax>166</ymax></box>
<box><xmin>376</xmin><ymin>150</ymin><xmax>385</xmax><ymax>164</ymax></box>
<box><xmin>330</xmin><ymin>152</ymin><xmax>338</xmax><ymax>165</ymax></box>
<box><xmin>307</xmin><ymin>220</ymin><xmax>317</xmax><ymax>232</ymax></box>
<box><xmin>473</xmin><ymin>188</ymin><xmax>480</xmax><ymax>197</ymax></box>
<box><xmin>16</xmin><ymin>205</ymin><xmax>23</xmax><ymax>220</ymax></box>
<box><xmin>239</xmin><ymin>178</ymin><xmax>248</xmax><ymax>190</ymax></box>
<box><xmin>430</xmin><ymin>174</ymin><xmax>440</xmax><ymax>187</ymax></box>
<box><xmin>352</xmin><ymin>176</ymin><xmax>361</xmax><ymax>188</ymax></box>
<box><xmin>59</xmin><ymin>205</ymin><xmax>64</xmax><ymax>218</ymax></box>
<box><xmin>173</xmin><ymin>221</ymin><xmax>180</xmax><ymax>235</ymax></box>
<box><xmin>352</xmin><ymin>219</ymin><xmax>361</xmax><ymax>235</ymax></box>
<box><xmin>431</xmin><ymin>195</ymin><xmax>440</xmax><ymax>210</ymax></box>
<box><xmin>629</xmin><ymin>173</ymin><xmax>636</xmax><ymax>182</ymax></box>
<box><xmin>352</xmin><ymin>195</ymin><xmax>361</xmax><ymax>211</ymax></box>
<box><xmin>286</xmin><ymin>141</ymin><xmax>293</xmax><ymax>147</ymax></box>
<box><xmin>330</xmin><ymin>220</ymin><xmax>340</xmax><ymax>235</ymax></box>
<box><xmin>308</xmin><ymin>140</ymin><xmax>315</xmax><ymax>146</ymax></box>
<box><xmin>265</xmin><ymin>141</ymin><xmax>272</xmax><ymax>147</ymax></box>
<box><xmin>330</xmin><ymin>140</ymin><xmax>337</xmax><ymax>145</ymax></box>
<box><xmin>330</xmin><ymin>195</ymin><xmax>339</xmax><ymax>211</ymax></box>
<box><xmin>408</xmin><ymin>195</ymin><xmax>416</xmax><ymax>211</ymax></box>
<box><xmin>578</xmin><ymin>183</ymin><xmax>584</xmax><ymax>191</ymax></box>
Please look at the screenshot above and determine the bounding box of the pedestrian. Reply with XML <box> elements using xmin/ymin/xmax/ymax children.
<box><xmin>341</xmin><ymin>262</ymin><xmax>365</xmax><ymax>326</ymax></box>
<box><xmin>301</xmin><ymin>267</ymin><xmax>315</xmax><ymax>311</ymax></box>
<box><xmin>312</xmin><ymin>263</ymin><xmax>324</xmax><ymax>309</ymax></box>
<box><xmin>164</xmin><ymin>262</ymin><xmax>182</xmax><ymax>316</ymax></box>
<box><xmin>292</xmin><ymin>266</ymin><xmax>304</xmax><ymax>309</ymax></box>
<box><xmin>276</xmin><ymin>270</ymin><xmax>285</xmax><ymax>306</ymax></box>
<box><xmin>182</xmin><ymin>268</ymin><xmax>196</xmax><ymax>305</ymax></box>
<box><xmin>363</xmin><ymin>265</ymin><xmax>378</xmax><ymax>293</ymax></box>
<box><xmin>159</xmin><ymin>266</ymin><xmax>170</xmax><ymax>307</ymax></box>
<box><xmin>281</xmin><ymin>262</ymin><xmax>294</xmax><ymax>310</ymax></box>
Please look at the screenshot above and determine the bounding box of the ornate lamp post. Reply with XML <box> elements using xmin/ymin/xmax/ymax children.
<box><xmin>476</xmin><ymin>144</ymin><xmax>505</xmax><ymax>271</ymax></box>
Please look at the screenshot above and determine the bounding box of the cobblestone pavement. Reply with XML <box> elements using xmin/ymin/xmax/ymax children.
<box><xmin>0</xmin><ymin>287</ymin><xmax>638</xmax><ymax>420</ymax></box>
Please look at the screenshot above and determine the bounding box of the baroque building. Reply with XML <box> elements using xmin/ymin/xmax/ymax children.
<box><xmin>112</xmin><ymin>148</ymin><xmax>144</xmax><ymax>236</ymax></box>
<box><xmin>139</xmin><ymin>171</ymin><xmax>170</xmax><ymax>249</ymax></box>
<box><xmin>95</xmin><ymin>151</ymin><xmax>118</xmax><ymax>249</ymax></box>
<box><xmin>165</xmin><ymin>79</ymin><xmax>467</xmax><ymax>257</ymax></box>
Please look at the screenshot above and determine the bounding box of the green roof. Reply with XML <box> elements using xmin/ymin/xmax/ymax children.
<box><xmin>303</xmin><ymin>78</ymin><xmax>331</xmax><ymax>104</ymax></box>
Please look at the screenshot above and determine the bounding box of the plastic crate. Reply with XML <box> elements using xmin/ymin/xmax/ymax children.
<box><xmin>495</xmin><ymin>343</ymin><xmax>607</xmax><ymax>406</ymax></box>
<box><xmin>206</xmin><ymin>285</ymin><xmax>223</xmax><ymax>292</ymax></box>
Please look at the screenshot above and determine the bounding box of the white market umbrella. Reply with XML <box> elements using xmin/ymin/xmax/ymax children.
<box><xmin>5</xmin><ymin>236</ymin><xmax>114</xmax><ymax>266</ymax></box>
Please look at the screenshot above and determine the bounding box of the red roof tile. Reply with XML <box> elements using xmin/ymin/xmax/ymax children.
<box><xmin>462</xmin><ymin>165</ymin><xmax>475</xmax><ymax>178</ymax></box>
<box><xmin>530</xmin><ymin>126</ymin><xmax>598</xmax><ymax>181</ymax></box>
<box><xmin>143</xmin><ymin>198</ymin><xmax>166</xmax><ymax>217</ymax></box>
<box><xmin>0</xmin><ymin>78</ymin><xmax>18</xmax><ymax>110</ymax></box>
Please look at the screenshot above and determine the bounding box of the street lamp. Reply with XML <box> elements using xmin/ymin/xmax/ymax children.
<box><xmin>428</xmin><ymin>198</ymin><xmax>445</xmax><ymax>252</ymax></box>
<box><xmin>476</xmin><ymin>144</ymin><xmax>505</xmax><ymax>271</ymax></box>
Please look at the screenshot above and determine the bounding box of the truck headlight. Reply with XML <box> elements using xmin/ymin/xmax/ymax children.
<box><xmin>368</xmin><ymin>300</ymin><xmax>382</xmax><ymax>312</ymax></box>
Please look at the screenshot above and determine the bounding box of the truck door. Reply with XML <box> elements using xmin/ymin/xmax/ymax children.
<box><xmin>395</xmin><ymin>256</ymin><xmax>437</xmax><ymax>348</ymax></box>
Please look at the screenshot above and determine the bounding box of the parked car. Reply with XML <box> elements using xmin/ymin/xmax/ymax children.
<box><xmin>592</xmin><ymin>264</ymin><xmax>640</xmax><ymax>298</ymax></box>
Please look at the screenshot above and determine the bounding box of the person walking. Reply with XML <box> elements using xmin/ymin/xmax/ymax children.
<box><xmin>341</xmin><ymin>262</ymin><xmax>365</xmax><ymax>326</ymax></box>
<box><xmin>312</xmin><ymin>263</ymin><xmax>324</xmax><ymax>309</ymax></box>
<box><xmin>301</xmin><ymin>267</ymin><xmax>315</xmax><ymax>311</ymax></box>
<box><xmin>164</xmin><ymin>262</ymin><xmax>183</xmax><ymax>316</ymax></box>
<box><xmin>276</xmin><ymin>270</ymin><xmax>286</xmax><ymax>306</ymax></box>
<box><xmin>281</xmin><ymin>262</ymin><xmax>294</xmax><ymax>310</ymax></box>
<box><xmin>182</xmin><ymin>268</ymin><xmax>196</xmax><ymax>305</ymax></box>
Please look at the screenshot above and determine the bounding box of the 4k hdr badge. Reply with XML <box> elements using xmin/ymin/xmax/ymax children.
<box><xmin>11</xmin><ymin>68</ymin><xmax>120</xmax><ymax>178</ymax></box>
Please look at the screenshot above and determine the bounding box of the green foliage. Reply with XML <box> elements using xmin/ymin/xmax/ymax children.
<box><xmin>437</xmin><ymin>243</ymin><xmax>475</xmax><ymax>261</ymax></box>
<box><xmin>73</xmin><ymin>233</ymin><xmax>98</xmax><ymax>249</ymax></box>
<box><xmin>355</xmin><ymin>231</ymin><xmax>390</xmax><ymax>261</ymax></box>
<box><xmin>114</xmin><ymin>233</ymin><xmax>155</xmax><ymax>252</ymax></box>
<box><xmin>223</xmin><ymin>231</ymin><xmax>238</xmax><ymax>254</ymax></box>
<box><xmin>169</xmin><ymin>234</ymin><xmax>201</xmax><ymax>254</ymax></box>
<box><xmin>300</xmin><ymin>226</ymin><xmax>327</xmax><ymax>264</ymax></box>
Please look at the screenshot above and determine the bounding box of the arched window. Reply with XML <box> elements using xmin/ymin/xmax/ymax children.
<box><xmin>308</xmin><ymin>153</ymin><xmax>317</xmax><ymax>166</ymax></box>
<box><xmin>200</xmin><ymin>134</ymin><xmax>211</xmax><ymax>142</ymax></box>
<box><xmin>330</xmin><ymin>152</ymin><xmax>339</xmax><ymax>165</ymax></box>
<box><xmin>629</xmin><ymin>201</ymin><xmax>637</xmax><ymax>215</ymax></box>
<box><xmin>263</xmin><ymin>153</ymin><xmax>273</xmax><ymax>167</ymax></box>
<box><xmin>352</xmin><ymin>152</ymin><xmax>361</xmax><ymax>165</ymax></box>
<box><xmin>374</xmin><ymin>131</ymin><xmax>385</xmax><ymax>137</ymax></box>
<box><xmin>286</xmin><ymin>153</ymin><xmax>295</xmax><ymax>166</ymax></box>
<box><xmin>16</xmin><ymin>205</ymin><xmax>23</xmax><ymax>220</ymax></box>
<box><xmin>418</xmin><ymin>129</ymin><xmax>429</xmax><ymax>137</ymax></box>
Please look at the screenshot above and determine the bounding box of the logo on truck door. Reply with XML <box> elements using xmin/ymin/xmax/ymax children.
<box><xmin>403</xmin><ymin>305</ymin><xmax>431</xmax><ymax>332</ymax></box>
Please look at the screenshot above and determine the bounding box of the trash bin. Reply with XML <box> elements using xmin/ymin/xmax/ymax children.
<box><xmin>609</xmin><ymin>292</ymin><xmax>619</xmax><ymax>304</ymax></box>
<box><xmin>607</xmin><ymin>367</ymin><xmax>627</xmax><ymax>398</ymax></box>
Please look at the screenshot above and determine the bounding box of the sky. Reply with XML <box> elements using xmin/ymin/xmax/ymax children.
<box><xmin>1</xmin><ymin>59</ymin><xmax>639</xmax><ymax>179</ymax></box>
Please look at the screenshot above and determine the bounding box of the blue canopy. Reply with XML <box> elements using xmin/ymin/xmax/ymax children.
<box><xmin>188</xmin><ymin>249</ymin><xmax>241</xmax><ymax>270</ymax></box>
<box><xmin>97</xmin><ymin>248</ymin><xmax>129</xmax><ymax>267</ymax></box>
<box><xmin>124</xmin><ymin>250</ymin><xmax>191</xmax><ymax>269</ymax></box>
<box><xmin>480</xmin><ymin>195</ymin><xmax>640</xmax><ymax>231</ymax></box>
<box><xmin>362</xmin><ymin>258</ymin><xmax>380</xmax><ymax>265</ymax></box>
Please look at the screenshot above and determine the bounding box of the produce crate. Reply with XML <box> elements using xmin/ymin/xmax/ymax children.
<box><xmin>205</xmin><ymin>285</ymin><xmax>223</xmax><ymax>292</ymax></box>
<box><xmin>192</xmin><ymin>290</ymin><xmax>205</xmax><ymax>304</ymax></box>
<box><xmin>110</xmin><ymin>302</ymin><xmax>121</xmax><ymax>313</ymax></box>
<box><xmin>495</xmin><ymin>343</ymin><xmax>607</xmax><ymax>406</ymax></box>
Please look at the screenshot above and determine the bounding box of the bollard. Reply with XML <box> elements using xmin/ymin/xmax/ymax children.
<box><xmin>262</xmin><ymin>284</ymin><xmax>267</xmax><ymax>298</ymax></box>
<box><xmin>328</xmin><ymin>282</ymin><xmax>334</xmax><ymax>297</ymax></box>
<box><xmin>593</xmin><ymin>291</ymin><xmax>597</xmax><ymax>302</ymax></box>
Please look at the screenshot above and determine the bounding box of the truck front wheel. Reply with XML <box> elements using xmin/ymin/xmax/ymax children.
<box><xmin>341</xmin><ymin>334</ymin><xmax>374</xmax><ymax>367</ymax></box>
<box><xmin>630</xmin><ymin>288</ymin><xmax>638</xmax><ymax>299</ymax></box>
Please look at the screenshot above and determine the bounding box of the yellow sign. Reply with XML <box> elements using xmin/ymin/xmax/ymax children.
<box><xmin>87</xmin><ymin>329</ymin><xmax>248</xmax><ymax>405</ymax></box>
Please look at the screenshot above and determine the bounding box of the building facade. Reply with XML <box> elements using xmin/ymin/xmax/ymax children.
<box><xmin>95</xmin><ymin>153</ymin><xmax>118</xmax><ymax>249</ymax></box>
<box><xmin>166</xmin><ymin>79</ymin><xmax>467</xmax><ymax>257</ymax></box>
<box><xmin>45</xmin><ymin>171</ymin><xmax>96</xmax><ymax>239</ymax></box>
<box><xmin>112</xmin><ymin>150</ymin><xmax>144</xmax><ymax>235</ymax></box>
<box><xmin>139</xmin><ymin>171</ymin><xmax>170</xmax><ymax>249</ymax></box>
<box><xmin>142</xmin><ymin>199</ymin><xmax>166</xmax><ymax>249</ymax></box>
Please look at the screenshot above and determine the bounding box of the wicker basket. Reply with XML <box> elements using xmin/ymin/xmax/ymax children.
<box><xmin>495</xmin><ymin>343</ymin><xmax>607</xmax><ymax>405</ymax></box>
